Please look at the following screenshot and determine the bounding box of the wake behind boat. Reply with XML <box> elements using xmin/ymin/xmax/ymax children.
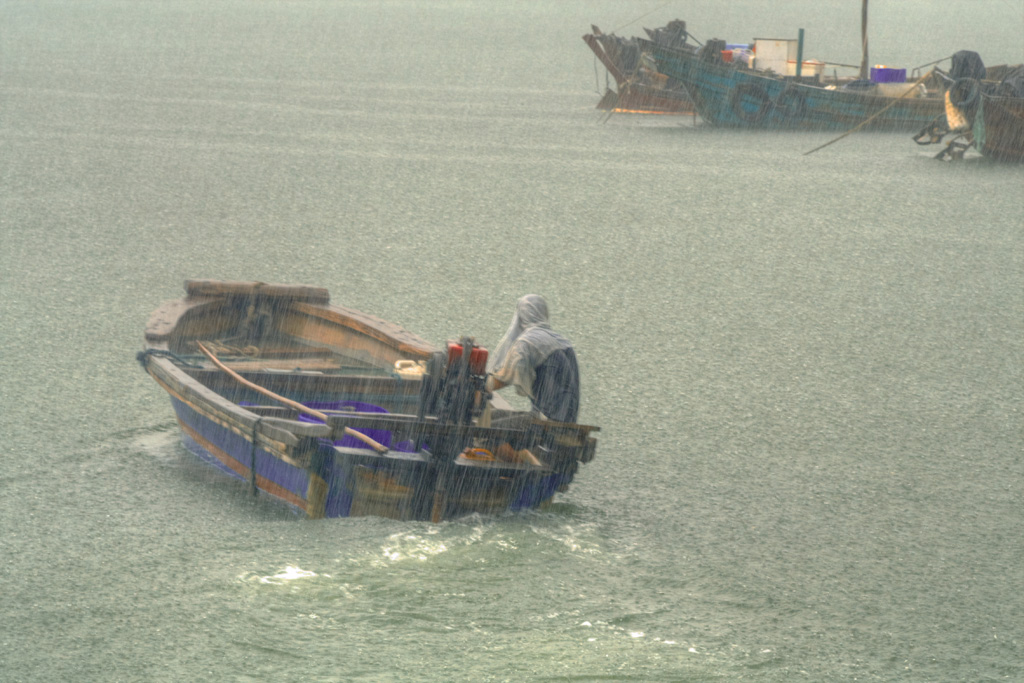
<box><xmin>138</xmin><ymin>280</ymin><xmax>598</xmax><ymax>522</ymax></box>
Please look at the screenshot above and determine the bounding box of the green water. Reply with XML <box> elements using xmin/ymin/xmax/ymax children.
<box><xmin>2</xmin><ymin>1</ymin><xmax>1022</xmax><ymax>680</ymax></box>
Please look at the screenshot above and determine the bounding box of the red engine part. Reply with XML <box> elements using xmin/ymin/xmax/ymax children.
<box><xmin>446</xmin><ymin>341</ymin><xmax>488</xmax><ymax>375</ymax></box>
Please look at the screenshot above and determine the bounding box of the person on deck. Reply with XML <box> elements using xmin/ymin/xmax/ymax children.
<box><xmin>485</xmin><ymin>294</ymin><xmax>580</xmax><ymax>424</ymax></box>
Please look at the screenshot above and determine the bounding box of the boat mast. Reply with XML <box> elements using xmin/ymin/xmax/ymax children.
<box><xmin>859</xmin><ymin>0</ymin><xmax>869</xmax><ymax>79</ymax></box>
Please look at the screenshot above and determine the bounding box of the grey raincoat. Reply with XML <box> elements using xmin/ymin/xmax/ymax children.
<box><xmin>488</xmin><ymin>295</ymin><xmax>580</xmax><ymax>423</ymax></box>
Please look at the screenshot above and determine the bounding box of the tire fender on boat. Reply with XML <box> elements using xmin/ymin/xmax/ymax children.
<box><xmin>730</xmin><ymin>83</ymin><xmax>773</xmax><ymax>123</ymax></box>
<box><xmin>774</xmin><ymin>85</ymin><xmax>807</xmax><ymax>119</ymax></box>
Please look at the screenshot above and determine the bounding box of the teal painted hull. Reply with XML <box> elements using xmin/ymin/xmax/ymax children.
<box><xmin>648</xmin><ymin>42</ymin><xmax>944</xmax><ymax>132</ymax></box>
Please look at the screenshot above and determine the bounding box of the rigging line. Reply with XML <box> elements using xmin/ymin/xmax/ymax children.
<box><xmin>803</xmin><ymin>68</ymin><xmax>937</xmax><ymax>156</ymax></box>
<box><xmin>912</xmin><ymin>55</ymin><xmax>951</xmax><ymax>72</ymax></box>
<box><xmin>608</xmin><ymin>0</ymin><xmax>678</xmax><ymax>35</ymax></box>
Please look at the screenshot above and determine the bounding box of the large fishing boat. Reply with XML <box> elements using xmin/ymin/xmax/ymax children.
<box><xmin>583</xmin><ymin>20</ymin><xmax>695</xmax><ymax>114</ymax></box>
<box><xmin>645</xmin><ymin>35</ymin><xmax>947</xmax><ymax>131</ymax></box>
<box><xmin>914</xmin><ymin>64</ymin><xmax>1024</xmax><ymax>162</ymax></box>
<box><xmin>138</xmin><ymin>280</ymin><xmax>598</xmax><ymax>522</ymax></box>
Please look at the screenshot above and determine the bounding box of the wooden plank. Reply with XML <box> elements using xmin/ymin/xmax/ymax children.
<box><xmin>276</xmin><ymin>311</ymin><xmax>407</xmax><ymax>366</ymax></box>
<box><xmin>323</xmin><ymin>413</ymin><xmax>581</xmax><ymax>447</ymax></box>
<box><xmin>259</xmin><ymin>417</ymin><xmax>332</xmax><ymax>438</ymax></box>
<box><xmin>291</xmin><ymin>303</ymin><xmax>438</xmax><ymax>359</ymax></box>
<box><xmin>306</xmin><ymin>472</ymin><xmax>329</xmax><ymax>519</ymax></box>
<box><xmin>532</xmin><ymin>418</ymin><xmax>601</xmax><ymax>434</ymax></box>
<box><xmin>185</xmin><ymin>279</ymin><xmax>330</xmax><ymax>304</ymax></box>
<box><xmin>145</xmin><ymin>298</ymin><xmax>222</xmax><ymax>342</ymax></box>
<box><xmin>145</xmin><ymin>299</ymin><xmax>240</xmax><ymax>344</ymax></box>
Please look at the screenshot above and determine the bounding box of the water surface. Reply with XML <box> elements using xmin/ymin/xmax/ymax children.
<box><xmin>2</xmin><ymin>2</ymin><xmax>1022</xmax><ymax>681</ymax></box>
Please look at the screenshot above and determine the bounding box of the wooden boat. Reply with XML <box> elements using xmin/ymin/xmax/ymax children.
<box><xmin>644</xmin><ymin>36</ymin><xmax>946</xmax><ymax>131</ymax></box>
<box><xmin>971</xmin><ymin>94</ymin><xmax>1024</xmax><ymax>161</ymax></box>
<box><xmin>914</xmin><ymin>69</ymin><xmax>1024</xmax><ymax>162</ymax></box>
<box><xmin>583</xmin><ymin>21</ymin><xmax>695</xmax><ymax>115</ymax></box>
<box><xmin>138</xmin><ymin>280</ymin><xmax>598</xmax><ymax>522</ymax></box>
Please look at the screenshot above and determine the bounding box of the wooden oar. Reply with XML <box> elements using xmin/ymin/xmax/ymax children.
<box><xmin>195</xmin><ymin>341</ymin><xmax>389</xmax><ymax>453</ymax></box>
<box><xmin>803</xmin><ymin>68</ymin><xmax>936</xmax><ymax>156</ymax></box>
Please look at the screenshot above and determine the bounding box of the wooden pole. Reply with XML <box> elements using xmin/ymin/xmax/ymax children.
<box><xmin>796</xmin><ymin>28</ymin><xmax>805</xmax><ymax>79</ymax></box>
<box><xmin>195</xmin><ymin>341</ymin><xmax>389</xmax><ymax>453</ymax></box>
<box><xmin>860</xmin><ymin>0</ymin><xmax>869</xmax><ymax>80</ymax></box>
<box><xmin>306</xmin><ymin>449</ymin><xmax>330</xmax><ymax>519</ymax></box>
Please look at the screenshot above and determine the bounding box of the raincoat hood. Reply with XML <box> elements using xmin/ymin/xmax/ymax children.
<box><xmin>488</xmin><ymin>294</ymin><xmax>573</xmax><ymax>402</ymax></box>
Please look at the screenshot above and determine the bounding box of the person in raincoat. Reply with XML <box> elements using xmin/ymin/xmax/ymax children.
<box><xmin>485</xmin><ymin>294</ymin><xmax>580</xmax><ymax>424</ymax></box>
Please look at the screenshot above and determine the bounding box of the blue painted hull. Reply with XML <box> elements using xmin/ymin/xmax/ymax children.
<box><xmin>649</xmin><ymin>43</ymin><xmax>944</xmax><ymax>131</ymax></box>
<box><xmin>166</xmin><ymin>390</ymin><xmax>572</xmax><ymax>520</ymax></box>
<box><xmin>172</xmin><ymin>395</ymin><xmax>318</xmax><ymax>512</ymax></box>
